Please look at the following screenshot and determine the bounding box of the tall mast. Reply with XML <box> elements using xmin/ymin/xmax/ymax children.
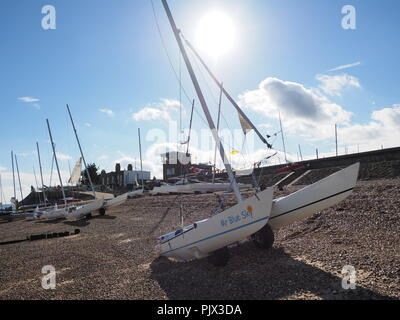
<box><xmin>212</xmin><ymin>83</ymin><xmax>223</xmax><ymax>184</ymax></box>
<box><xmin>138</xmin><ymin>128</ymin><xmax>144</xmax><ymax>190</ymax></box>
<box><xmin>14</xmin><ymin>154</ymin><xmax>24</xmax><ymax>202</ymax></box>
<box><xmin>46</xmin><ymin>119</ymin><xmax>67</xmax><ymax>206</ymax></box>
<box><xmin>278</xmin><ymin>110</ymin><xmax>288</xmax><ymax>163</ymax></box>
<box><xmin>36</xmin><ymin>142</ymin><xmax>47</xmax><ymax>206</ymax></box>
<box><xmin>181</xmin><ymin>34</ymin><xmax>272</xmax><ymax>149</ymax></box>
<box><xmin>49</xmin><ymin>152</ymin><xmax>55</xmax><ymax>187</ymax></box>
<box><xmin>162</xmin><ymin>0</ymin><xmax>242</xmax><ymax>202</ymax></box>
<box><xmin>0</xmin><ymin>174</ymin><xmax>3</xmax><ymax>205</ymax></box>
<box><xmin>66</xmin><ymin>104</ymin><xmax>96</xmax><ymax>199</ymax></box>
<box><xmin>33</xmin><ymin>166</ymin><xmax>41</xmax><ymax>204</ymax></box>
<box><xmin>11</xmin><ymin>151</ymin><xmax>16</xmax><ymax>201</ymax></box>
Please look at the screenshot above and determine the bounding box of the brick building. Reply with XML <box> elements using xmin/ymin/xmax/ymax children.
<box><xmin>101</xmin><ymin>163</ymin><xmax>150</xmax><ymax>189</ymax></box>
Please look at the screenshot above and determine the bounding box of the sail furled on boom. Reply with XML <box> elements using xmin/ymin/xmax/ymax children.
<box><xmin>68</xmin><ymin>157</ymin><xmax>82</xmax><ymax>185</ymax></box>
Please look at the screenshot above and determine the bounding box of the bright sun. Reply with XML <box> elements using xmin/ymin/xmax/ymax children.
<box><xmin>195</xmin><ymin>11</ymin><xmax>236</xmax><ymax>58</ymax></box>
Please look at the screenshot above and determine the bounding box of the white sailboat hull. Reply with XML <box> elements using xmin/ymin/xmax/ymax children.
<box><xmin>64</xmin><ymin>199</ymin><xmax>105</xmax><ymax>219</ymax></box>
<box><xmin>158</xmin><ymin>187</ymin><xmax>274</xmax><ymax>261</ymax></box>
<box><xmin>41</xmin><ymin>207</ymin><xmax>68</xmax><ymax>220</ymax></box>
<box><xmin>104</xmin><ymin>193</ymin><xmax>128</xmax><ymax>209</ymax></box>
<box><xmin>269</xmin><ymin>162</ymin><xmax>360</xmax><ymax>229</ymax></box>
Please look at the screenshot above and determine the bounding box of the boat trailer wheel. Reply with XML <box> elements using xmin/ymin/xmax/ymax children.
<box><xmin>251</xmin><ymin>224</ymin><xmax>275</xmax><ymax>249</ymax></box>
<box><xmin>99</xmin><ymin>208</ymin><xmax>106</xmax><ymax>216</ymax></box>
<box><xmin>207</xmin><ymin>246</ymin><xmax>230</xmax><ymax>267</ymax></box>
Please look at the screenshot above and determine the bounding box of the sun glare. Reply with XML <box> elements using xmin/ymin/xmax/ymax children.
<box><xmin>195</xmin><ymin>11</ymin><xmax>236</xmax><ymax>58</ymax></box>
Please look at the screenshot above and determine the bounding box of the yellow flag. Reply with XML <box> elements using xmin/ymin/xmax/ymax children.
<box><xmin>230</xmin><ymin>150</ymin><xmax>240</xmax><ymax>155</ymax></box>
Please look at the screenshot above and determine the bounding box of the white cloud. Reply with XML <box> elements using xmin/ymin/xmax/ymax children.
<box><xmin>0</xmin><ymin>166</ymin><xmax>7</xmax><ymax>171</ymax></box>
<box><xmin>99</xmin><ymin>108</ymin><xmax>114</xmax><ymax>117</ymax></box>
<box><xmin>85</xmin><ymin>122</ymin><xmax>92</xmax><ymax>127</ymax></box>
<box><xmin>132</xmin><ymin>98</ymin><xmax>183</xmax><ymax>122</ymax></box>
<box><xmin>133</xmin><ymin>107</ymin><xmax>172</xmax><ymax>121</ymax></box>
<box><xmin>316</xmin><ymin>74</ymin><xmax>361</xmax><ymax>96</ymax></box>
<box><xmin>237</xmin><ymin>75</ymin><xmax>400</xmax><ymax>154</ymax></box>
<box><xmin>18</xmin><ymin>97</ymin><xmax>40</xmax><ymax>103</ymax></box>
<box><xmin>55</xmin><ymin>152</ymin><xmax>72</xmax><ymax>161</ymax></box>
<box><xmin>328</xmin><ymin>61</ymin><xmax>361</xmax><ymax>72</ymax></box>
<box><xmin>393</xmin><ymin>104</ymin><xmax>400</xmax><ymax>108</ymax></box>
<box><xmin>18</xmin><ymin>97</ymin><xmax>41</xmax><ymax>109</ymax></box>
<box><xmin>336</xmin><ymin>106</ymin><xmax>400</xmax><ymax>150</ymax></box>
<box><xmin>98</xmin><ymin>155</ymin><xmax>109</xmax><ymax>160</ymax></box>
<box><xmin>238</xmin><ymin>77</ymin><xmax>352</xmax><ymax>140</ymax></box>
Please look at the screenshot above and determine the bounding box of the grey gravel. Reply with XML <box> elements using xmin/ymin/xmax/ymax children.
<box><xmin>0</xmin><ymin>179</ymin><xmax>399</xmax><ymax>300</ymax></box>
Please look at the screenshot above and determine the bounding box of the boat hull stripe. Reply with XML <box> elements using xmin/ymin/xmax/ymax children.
<box><xmin>270</xmin><ymin>187</ymin><xmax>354</xmax><ymax>220</ymax></box>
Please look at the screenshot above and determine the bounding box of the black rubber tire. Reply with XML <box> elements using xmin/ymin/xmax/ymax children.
<box><xmin>251</xmin><ymin>224</ymin><xmax>274</xmax><ymax>249</ymax></box>
<box><xmin>85</xmin><ymin>213</ymin><xmax>92</xmax><ymax>219</ymax></box>
<box><xmin>99</xmin><ymin>208</ymin><xmax>106</xmax><ymax>216</ymax></box>
<box><xmin>207</xmin><ymin>246</ymin><xmax>230</xmax><ymax>267</ymax></box>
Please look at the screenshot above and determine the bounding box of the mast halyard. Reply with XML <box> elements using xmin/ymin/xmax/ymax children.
<box><xmin>46</xmin><ymin>119</ymin><xmax>68</xmax><ymax>206</ymax></box>
<box><xmin>186</xmin><ymin>99</ymin><xmax>195</xmax><ymax>156</ymax></box>
<box><xmin>161</xmin><ymin>0</ymin><xmax>243</xmax><ymax>203</ymax></box>
<box><xmin>66</xmin><ymin>104</ymin><xmax>96</xmax><ymax>199</ymax></box>
<box><xmin>181</xmin><ymin>34</ymin><xmax>272</xmax><ymax>149</ymax></box>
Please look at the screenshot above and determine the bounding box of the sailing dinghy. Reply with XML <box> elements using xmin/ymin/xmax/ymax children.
<box><xmin>158</xmin><ymin>187</ymin><xmax>274</xmax><ymax>261</ymax></box>
<box><xmin>155</xmin><ymin>0</ymin><xmax>360</xmax><ymax>266</ymax></box>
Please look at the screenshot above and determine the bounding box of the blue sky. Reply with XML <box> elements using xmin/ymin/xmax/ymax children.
<box><xmin>0</xmin><ymin>0</ymin><xmax>399</xmax><ymax>202</ymax></box>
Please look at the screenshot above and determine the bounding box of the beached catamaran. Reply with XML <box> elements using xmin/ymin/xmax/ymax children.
<box><xmin>64</xmin><ymin>105</ymin><xmax>104</xmax><ymax>219</ymax></box>
<box><xmin>32</xmin><ymin>118</ymin><xmax>103</xmax><ymax>221</ymax></box>
<box><xmin>156</xmin><ymin>0</ymin><xmax>359</xmax><ymax>265</ymax></box>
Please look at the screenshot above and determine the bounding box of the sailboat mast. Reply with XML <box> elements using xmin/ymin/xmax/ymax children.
<box><xmin>278</xmin><ymin>111</ymin><xmax>288</xmax><ymax>163</ymax></box>
<box><xmin>0</xmin><ymin>174</ymin><xmax>3</xmax><ymax>205</ymax></box>
<box><xmin>212</xmin><ymin>83</ymin><xmax>223</xmax><ymax>184</ymax></box>
<box><xmin>46</xmin><ymin>119</ymin><xmax>67</xmax><ymax>206</ymax></box>
<box><xmin>138</xmin><ymin>128</ymin><xmax>144</xmax><ymax>190</ymax></box>
<box><xmin>11</xmin><ymin>151</ymin><xmax>16</xmax><ymax>201</ymax></box>
<box><xmin>162</xmin><ymin>0</ymin><xmax>242</xmax><ymax>202</ymax></box>
<box><xmin>14</xmin><ymin>154</ymin><xmax>24</xmax><ymax>202</ymax></box>
<box><xmin>36</xmin><ymin>142</ymin><xmax>47</xmax><ymax>206</ymax></box>
<box><xmin>33</xmin><ymin>166</ymin><xmax>41</xmax><ymax>204</ymax></box>
<box><xmin>49</xmin><ymin>152</ymin><xmax>55</xmax><ymax>187</ymax></box>
<box><xmin>66</xmin><ymin>104</ymin><xmax>96</xmax><ymax>199</ymax></box>
<box><xmin>181</xmin><ymin>35</ymin><xmax>272</xmax><ymax>149</ymax></box>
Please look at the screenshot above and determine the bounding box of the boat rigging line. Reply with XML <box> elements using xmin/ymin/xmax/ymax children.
<box><xmin>180</xmin><ymin>32</ymin><xmax>273</xmax><ymax>149</ymax></box>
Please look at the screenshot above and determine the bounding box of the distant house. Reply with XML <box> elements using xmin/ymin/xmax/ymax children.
<box><xmin>100</xmin><ymin>163</ymin><xmax>150</xmax><ymax>188</ymax></box>
<box><xmin>161</xmin><ymin>151</ymin><xmax>191</xmax><ymax>181</ymax></box>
